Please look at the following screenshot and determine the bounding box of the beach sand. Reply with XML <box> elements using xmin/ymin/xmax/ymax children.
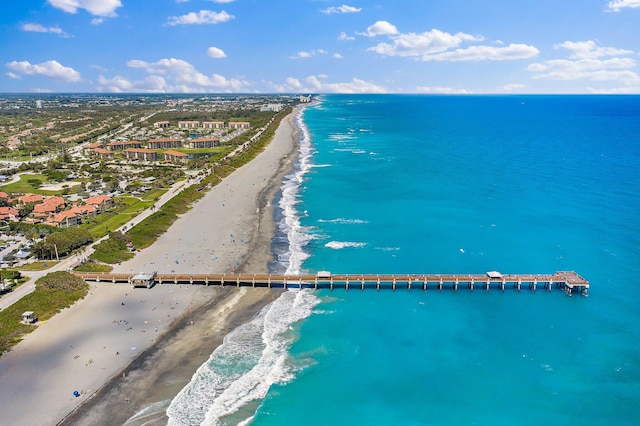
<box><xmin>0</xmin><ymin>109</ymin><xmax>300</xmax><ymax>426</ymax></box>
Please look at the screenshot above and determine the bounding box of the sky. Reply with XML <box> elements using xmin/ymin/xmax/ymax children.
<box><xmin>1</xmin><ymin>0</ymin><xmax>639</xmax><ymax>94</ymax></box>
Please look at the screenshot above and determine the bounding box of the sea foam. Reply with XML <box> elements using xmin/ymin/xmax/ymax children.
<box><xmin>167</xmin><ymin>104</ymin><xmax>322</xmax><ymax>425</ymax></box>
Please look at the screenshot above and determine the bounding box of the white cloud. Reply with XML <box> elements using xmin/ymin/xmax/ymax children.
<box><xmin>98</xmin><ymin>75</ymin><xmax>167</xmax><ymax>93</ymax></box>
<box><xmin>124</xmin><ymin>57</ymin><xmax>248</xmax><ymax>92</ymax></box>
<box><xmin>22</xmin><ymin>23</ymin><xmax>69</xmax><ymax>37</ymax></box>
<box><xmin>322</xmin><ymin>5</ymin><xmax>362</xmax><ymax>14</ymax></box>
<box><xmin>306</xmin><ymin>75</ymin><xmax>388</xmax><ymax>93</ymax></box>
<box><xmin>420</xmin><ymin>43</ymin><xmax>539</xmax><ymax>61</ymax></box>
<box><xmin>416</xmin><ymin>86</ymin><xmax>471</xmax><ymax>94</ymax></box>
<box><xmin>272</xmin><ymin>75</ymin><xmax>387</xmax><ymax>93</ymax></box>
<box><xmin>528</xmin><ymin>40</ymin><xmax>639</xmax><ymax>85</ymax></box>
<box><xmin>503</xmin><ymin>83</ymin><xmax>526</xmax><ymax>91</ymax></box>
<box><xmin>207</xmin><ymin>46</ymin><xmax>227</xmax><ymax>58</ymax></box>
<box><xmin>369</xmin><ymin>28</ymin><xmax>481</xmax><ymax>57</ymax></box>
<box><xmin>607</xmin><ymin>0</ymin><xmax>640</xmax><ymax>11</ymax></box>
<box><xmin>554</xmin><ymin>40</ymin><xmax>633</xmax><ymax>59</ymax></box>
<box><xmin>333</xmin><ymin>53</ymin><xmax>344</xmax><ymax>59</ymax></box>
<box><xmin>290</xmin><ymin>49</ymin><xmax>329</xmax><ymax>59</ymax></box>
<box><xmin>91</xmin><ymin>18</ymin><xmax>104</xmax><ymax>25</ymax></box>
<box><xmin>47</xmin><ymin>0</ymin><xmax>122</xmax><ymax>17</ymax></box>
<box><xmin>6</xmin><ymin>60</ymin><xmax>81</xmax><ymax>82</ymax></box>
<box><xmin>365</xmin><ymin>25</ymin><xmax>538</xmax><ymax>62</ymax></box>
<box><xmin>208</xmin><ymin>0</ymin><xmax>235</xmax><ymax>3</ymax></box>
<box><xmin>167</xmin><ymin>10</ymin><xmax>234</xmax><ymax>25</ymax></box>
<box><xmin>359</xmin><ymin>21</ymin><xmax>398</xmax><ymax>37</ymax></box>
<box><xmin>338</xmin><ymin>32</ymin><xmax>355</xmax><ymax>41</ymax></box>
<box><xmin>6</xmin><ymin>72</ymin><xmax>21</xmax><ymax>80</ymax></box>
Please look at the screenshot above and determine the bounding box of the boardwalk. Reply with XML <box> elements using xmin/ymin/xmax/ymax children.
<box><xmin>74</xmin><ymin>270</ymin><xmax>589</xmax><ymax>296</ymax></box>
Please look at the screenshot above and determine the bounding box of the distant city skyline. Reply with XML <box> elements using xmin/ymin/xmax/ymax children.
<box><xmin>1</xmin><ymin>0</ymin><xmax>639</xmax><ymax>94</ymax></box>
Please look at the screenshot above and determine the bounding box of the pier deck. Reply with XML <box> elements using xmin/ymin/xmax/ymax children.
<box><xmin>74</xmin><ymin>271</ymin><xmax>589</xmax><ymax>296</ymax></box>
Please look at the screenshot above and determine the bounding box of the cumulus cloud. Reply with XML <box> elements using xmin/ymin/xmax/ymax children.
<box><xmin>338</xmin><ymin>32</ymin><xmax>355</xmax><ymax>41</ymax></box>
<box><xmin>272</xmin><ymin>75</ymin><xmax>387</xmax><ymax>93</ymax></box>
<box><xmin>122</xmin><ymin>57</ymin><xmax>248</xmax><ymax>92</ymax></box>
<box><xmin>167</xmin><ymin>10</ymin><xmax>234</xmax><ymax>25</ymax></box>
<box><xmin>554</xmin><ymin>40</ymin><xmax>633</xmax><ymax>59</ymax></box>
<box><xmin>322</xmin><ymin>4</ymin><xmax>362</xmax><ymax>14</ymax></box>
<box><xmin>359</xmin><ymin>20</ymin><xmax>398</xmax><ymax>37</ymax></box>
<box><xmin>290</xmin><ymin>49</ymin><xmax>329</xmax><ymax>59</ymax></box>
<box><xmin>6</xmin><ymin>60</ymin><xmax>81</xmax><ymax>82</ymax></box>
<box><xmin>47</xmin><ymin>0</ymin><xmax>122</xmax><ymax>17</ymax></box>
<box><xmin>369</xmin><ymin>28</ymin><xmax>481</xmax><ymax>57</ymax></box>
<box><xmin>21</xmin><ymin>23</ymin><xmax>69</xmax><ymax>37</ymax></box>
<box><xmin>528</xmin><ymin>40</ymin><xmax>639</xmax><ymax>85</ymax></box>
<box><xmin>607</xmin><ymin>0</ymin><xmax>640</xmax><ymax>11</ymax></box>
<box><xmin>97</xmin><ymin>75</ymin><xmax>167</xmax><ymax>93</ymax></box>
<box><xmin>365</xmin><ymin>24</ymin><xmax>538</xmax><ymax>62</ymax></box>
<box><xmin>207</xmin><ymin>46</ymin><xmax>227</xmax><ymax>58</ymax></box>
<box><xmin>415</xmin><ymin>86</ymin><xmax>471</xmax><ymax>94</ymax></box>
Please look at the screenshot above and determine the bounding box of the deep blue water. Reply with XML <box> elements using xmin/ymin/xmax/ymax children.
<box><xmin>168</xmin><ymin>95</ymin><xmax>640</xmax><ymax>425</ymax></box>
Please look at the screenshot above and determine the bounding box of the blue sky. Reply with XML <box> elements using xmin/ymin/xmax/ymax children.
<box><xmin>1</xmin><ymin>0</ymin><xmax>639</xmax><ymax>94</ymax></box>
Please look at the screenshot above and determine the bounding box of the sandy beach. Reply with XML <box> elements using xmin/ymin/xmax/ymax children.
<box><xmin>0</xmin><ymin>109</ymin><xmax>300</xmax><ymax>426</ymax></box>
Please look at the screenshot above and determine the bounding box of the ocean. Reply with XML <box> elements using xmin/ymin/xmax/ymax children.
<box><xmin>167</xmin><ymin>95</ymin><xmax>640</xmax><ymax>425</ymax></box>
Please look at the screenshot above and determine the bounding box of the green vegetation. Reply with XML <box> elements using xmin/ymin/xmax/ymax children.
<box><xmin>16</xmin><ymin>261</ymin><xmax>58</xmax><ymax>271</ymax></box>
<box><xmin>0</xmin><ymin>174</ymin><xmax>52</xmax><ymax>194</ymax></box>
<box><xmin>91</xmin><ymin>231</ymin><xmax>134</xmax><ymax>264</ymax></box>
<box><xmin>73</xmin><ymin>261</ymin><xmax>113</xmax><ymax>273</ymax></box>
<box><xmin>0</xmin><ymin>271</ymin><xmax>88</xmax><ymax>354</ymax></box>
<box><xmin>31</xmin><ymin>227</ymin><xmax>93</xmax><ymax>259</ymax></box>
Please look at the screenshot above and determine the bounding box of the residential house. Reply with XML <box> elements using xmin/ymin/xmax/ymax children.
<box><xmin>228</xmin><ymin>121</ymin><xmax>250</xmax><ymax>130</ymax></box>
<box><xmin>189</xmin><ymin>137</ymin><xmax>220</xmax><ymax>149</ymax></box>
<box><xmin>164</xmin><ymin>150</ymin><xmax>188</xmax><ymax>164</ymax></box>
<box><xmin>68</xmin><ymin>204</ymin><xmax>97</xmax><ymax>218</ymax></box>
<box><xmin>82</xmin><ymin>141</ymin><xmax>104</xmax><ymax>154</ymax></box>
<box><xmin>147</xmin><ymin>138</ymin><xmax>182</xmax><ymax>149</ymax></box>
<box><xmin>19</xmin><ymin>193</ymin><xmax>43</xmax><ymax>204</ymax></box>
<box><xmin>178</xmin><ymin>121</ymin><xmax>200</xmax><ymax>129</ymax></box>
<box><xmin>154</xmin><ymin>121</ymin><xmax>170</xmax><ymax>128</ymax></box>
<box><xmin>86</xmin><ymin>194</ymin><xmax>114</xmax><ymax>212</ymax></box>
<box><xmin>91</xmin><ymin>147</ymin><xmax>114</xmax><ymax>159</ymax></box>
<box><xmin>33</xmin><ymin>203</ymin><xmax>58</xmax><ymax>218</ymax></box>
<box><xmin>107</xmin><ymin>140</ymin><xmax>143</xmax><ymax>151</ymax></box>
<box><xmin>43</xmin><ymin>196</ymin><xmax>65</xmax><ymax>209</ymax></box>
<box><xmin>46</xmin><ymin>210</ymin><xmax>81</xmax><ymax>228</ymax></box>
<box><xmin>202</xmin><ymin>121</ymin><xmax>224</xmax><ymax>129</ymax></box>
<box><xmin>124</xmin><ymin>148</ymin><xmax>157</xmax><ymax>161</ymax></box>
<box><xmin>0</xmin><ymin>207</ymin><xmax>19</xmax><ymax>222</ymax></box>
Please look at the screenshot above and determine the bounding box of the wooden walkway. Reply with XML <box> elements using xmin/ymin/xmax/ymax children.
<box><xmin>74</xmin><ymin>271</ymin><xmax>589</xmax><ymax>296</ymax></box>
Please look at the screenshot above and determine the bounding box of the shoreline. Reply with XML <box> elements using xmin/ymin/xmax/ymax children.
<box><xmin>65</xmin><ymin>109</ymin><xmax>301</xmax><ymax>426</ymax></box>
<box><xmin>0</xmin><ymin>108</ymin><xmax>302</xmax><ymax>426</ymax></box>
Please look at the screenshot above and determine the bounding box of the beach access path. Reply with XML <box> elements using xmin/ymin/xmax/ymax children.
<box><xmin>0</xmin><ymin>109</ymin><xmax>299</xmax><ymax>426</ymax></box>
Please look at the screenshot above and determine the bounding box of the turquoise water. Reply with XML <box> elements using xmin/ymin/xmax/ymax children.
<box><xmin>169</xmin><ymin>95</ymin><xmax>640</xmax><ymax>425</ymax></box>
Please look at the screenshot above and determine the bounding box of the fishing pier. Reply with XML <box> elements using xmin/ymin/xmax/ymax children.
<box><xmin>74</xmin><ymin>270</ymin><xmax>589</xmax><ymax>296</ymax></box>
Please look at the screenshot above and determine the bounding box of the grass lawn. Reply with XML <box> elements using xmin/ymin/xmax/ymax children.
<box><xmin>16</xmin><ymin>261</ymin><xmax>59</xmax><ymax>271</ymax></box>
<box><xmin>0</xmin><ymin>174</ymin><xmax>60</xmax><ymax>194</ymax></box>
<box><xmin>86</xmin><ymin>190</ymin><xmax>167</xmax><ymax>238</ymax></box>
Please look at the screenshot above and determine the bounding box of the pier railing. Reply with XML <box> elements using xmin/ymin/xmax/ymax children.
<box><xmin>73</xmin><ymin>271</ymin><xmax>589</xmax><ymax>296</ymax></box>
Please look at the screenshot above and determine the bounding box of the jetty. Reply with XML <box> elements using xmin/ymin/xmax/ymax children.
<box><xmin>74</xmin><ymin>270</ymin><xmax>589</xmax><ymax>296</ymax></box>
